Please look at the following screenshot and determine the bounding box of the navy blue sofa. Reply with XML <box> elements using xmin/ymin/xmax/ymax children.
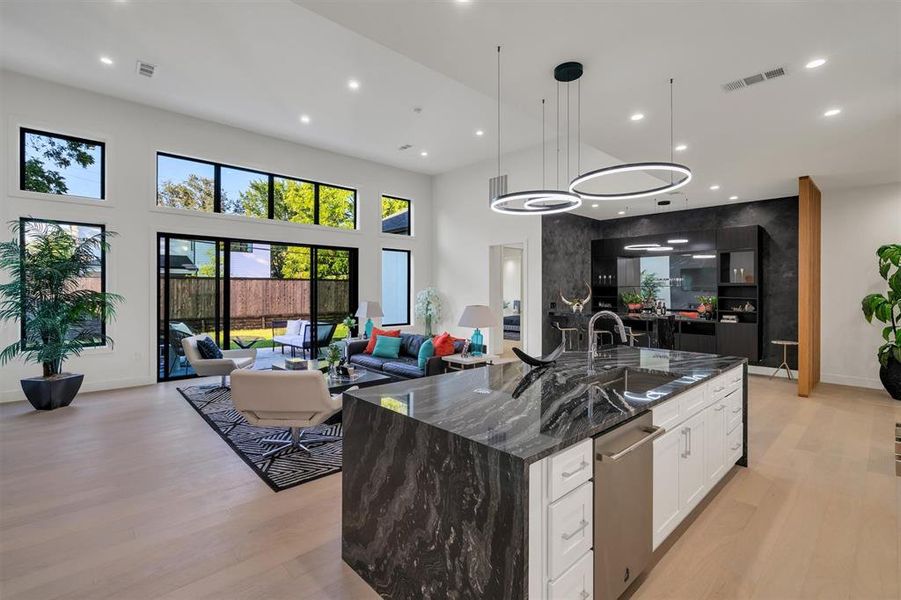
<box><xmin>346</xmin><ymin>333</ymin><xmax>481</xmax><ymax>379</ymax></box>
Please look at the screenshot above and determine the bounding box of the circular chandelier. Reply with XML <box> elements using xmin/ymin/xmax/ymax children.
<box><xmin>569</xmin><ymin>77</ymin><xmax>692</xmax><ymax>203</ymax></box>
<box><xmin>490</xmin><ymin>49</ymin><xmax>581</xmax><ymax>216</ymax></box>
<box><xmin>569</xmin><ymin>162</ymin><xmax>692</xmax><ymax>201</ymax></box>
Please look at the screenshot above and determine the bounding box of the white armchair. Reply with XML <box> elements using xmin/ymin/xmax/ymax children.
<box><xmin>181</xmin><ymin>335</ymin><xmax>257</xmax><ymax>387</ymax></box>
<box><xmin>231</xmin><ymin>369</ymin><xmax>355</xmax><ymax>457</ymax></box>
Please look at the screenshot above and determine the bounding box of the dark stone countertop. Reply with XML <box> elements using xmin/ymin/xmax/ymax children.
<box><xmin>344</xmin><ymin>346</ymin><xmax>746</xmax><ymax>464</ymax></box>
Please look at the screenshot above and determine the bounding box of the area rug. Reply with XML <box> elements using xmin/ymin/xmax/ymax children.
<box><xmin>177</xmin><ymin>385</ymin><xmax>342</xmax><ymax>492</ymax></box>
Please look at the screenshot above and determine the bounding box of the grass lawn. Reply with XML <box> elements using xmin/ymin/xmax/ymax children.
<box><xmin>227</xmin><ymin>324</ymin><xmax>351</xmax><ymax>349</ymax></box>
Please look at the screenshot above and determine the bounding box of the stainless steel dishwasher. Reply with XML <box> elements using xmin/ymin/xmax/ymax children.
<box><xmin>594</xmin><ymin>412</ymin><xmax>665</xmax><ymax>599</ymax></box>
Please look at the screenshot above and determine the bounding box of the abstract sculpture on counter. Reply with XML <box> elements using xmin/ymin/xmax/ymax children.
<box><xmin>560</xmin><ymin>282</ymin><xmax>592</xmax><ymax>314</ymax></box>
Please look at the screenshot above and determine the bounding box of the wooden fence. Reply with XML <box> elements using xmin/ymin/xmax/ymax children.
<box><xmin>165</xmin><ymin>277</ymin><xmax>351</xmax><ymax>328</ymax></box>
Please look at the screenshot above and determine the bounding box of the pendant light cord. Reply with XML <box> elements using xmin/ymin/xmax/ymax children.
<box><xmin>556</xmin><ymin>81</ymin><xmax>560</xmax><ymax>188</ymax></box>
<box><xmin>577</xmin><ymin>78</ymin><xmax>581</xmax><ymax>177</ymax></box>
<box><xmin>497</xmin><ymin>46</ymin><xmax>501</xmax><ymax>178</ymax></box>
<box><xmin>566</xmin><ymin>81</ymin><xmax>570</xmax><ymax>182</ymax></box>
<box><xmin>669</xmin><ymin>77</ymin><xmax>674</xmax><ymax>184</ymax></box>
<box><xmin>542</xmin><ymin>99</ymin><xmax>546</xmax><ymax>188</ymax></box>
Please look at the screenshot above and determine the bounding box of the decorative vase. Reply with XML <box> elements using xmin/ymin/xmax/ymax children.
<box><xmin>424</xmin><ymin>315</ymin><xmax>433</xmax><ymax>337</ymax></box>
<box><xmin>470</xmin><ymin>328</ymin><xmax>484</xmax><ymax>356</ymax></box>
<box><xmin>20</xmin><ymin>373</ymin><xmax>84</xmax><ymax>411</ymax></box>
<box><xmin>879</xmin><ymin>357</ymin><xmax>901</xmax><ymax>400</ymax></box>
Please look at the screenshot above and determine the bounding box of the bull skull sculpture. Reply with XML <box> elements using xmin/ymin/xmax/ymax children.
<box><xmin>560</xmin><ymin>282</ymin><xmax>592</xmax><ymax>314</ymax></box>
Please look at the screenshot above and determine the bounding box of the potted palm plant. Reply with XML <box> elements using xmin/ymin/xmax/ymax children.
<box><xmin>861</xmin><ymin>244</ymin><xmax>901</xmax><ymax>400</ymax></box>
<box><xmin>0</xmin><ymin>220</ymin><xmax>122</xmax><ymax>410</ymax></box>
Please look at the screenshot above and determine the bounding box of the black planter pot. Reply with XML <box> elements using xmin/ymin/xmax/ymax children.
<box><xmin>20</xmin><ymin>373</ymin><xmax>84</xmax><ymax>411</ymax></box>
<box><xmin>879</xmin><ymin>357</ymin><xmax>901</xmax><ymax>400</ymax></box>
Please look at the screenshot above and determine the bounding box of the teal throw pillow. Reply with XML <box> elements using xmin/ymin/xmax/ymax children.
<box><xmin>418</xmin><ymin>338</ymin><xmax>435</xmax><ymax>369</ymax></box>
<box><xmin>372</xmin><ymin>335</ymin><xmax>402</xmax><ymax>359</ymax></box>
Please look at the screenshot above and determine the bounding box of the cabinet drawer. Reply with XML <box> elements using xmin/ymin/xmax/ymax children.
<box><xmin>547</xmin><ymin>439</ymin><xmax>593</xmax><ymax>501</ymax></box>
<box><xmin>678</xmin><ymin>385</ymin><xmax>708</xmax><ymax>419</ymax></box>
<box><xmin>547</xmin><ymin>481</ymin><xmax>593</xmax><ymax>580</ymax></box>
<box><xmin>548</xmin><ymin>550</ymin><xmax>593</xmax><ymax>600</ymax></box>
<box><xmin>652</xmin><ymin>397</ymin><xmax>682</xmax><ymax>431</ymax></box>
<box><xmin>727</xmin><ymin>425</ymin><xmax>743</xmax><ymax>464</ymax></box>
<box><xmin>725</xmin><ymin>389</ymin><xmax>743</xmax><ymax>432</ymax></box>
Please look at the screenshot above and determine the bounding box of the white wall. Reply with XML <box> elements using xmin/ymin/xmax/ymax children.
<box><xmin>0</xmin><ymin>70</ymin><xmax>433</xmax><ymax>401</ymax></box>
<box><xmin>821</xmin><ymin>182</ymin><xmax>901</xmax><ymax>389</ymax></box>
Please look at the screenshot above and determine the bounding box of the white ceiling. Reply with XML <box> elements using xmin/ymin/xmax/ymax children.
<box><xmin>2</xmin><ymin>0</ymin><xmax>899</xmax><ymax>222</ymax></box>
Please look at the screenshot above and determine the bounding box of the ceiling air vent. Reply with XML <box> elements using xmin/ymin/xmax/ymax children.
<box><xmin>136</xmin><ymin>61</ymin><xmax>156</xmax><ymax>78</ymax></box>
<box><xmin>722</xmin><ymin>65</ymin><xmax>786</xmax><ymax>92</ymax></box>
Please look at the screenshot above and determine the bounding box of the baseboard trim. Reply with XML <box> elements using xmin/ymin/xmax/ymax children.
<box><xmin>748</xmin><ymin>365</ymin><xmax>797</xmax><ymax>379</ymax></box>
<box><xmin>0</xmin><ymin>375</ymin><xmax>156</xmax><ymax>403</ymax></box>
<box><xmin>820</xmin><ymin>372</ymin><xmax>883</xmax><ymax>390</ymax></box>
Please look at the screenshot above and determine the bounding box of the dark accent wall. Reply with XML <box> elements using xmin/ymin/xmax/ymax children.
<box><xmin>542</xmin><ymin>197</ymin><xmax>799</xmax><ymax>367</ymax></box>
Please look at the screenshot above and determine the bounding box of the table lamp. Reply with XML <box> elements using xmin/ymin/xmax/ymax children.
<box><xmin>458</xmin><ymin>305</ymin><xmax>495</xmax><ymax>357</ymax></box>
<box><xmin>355</xmin><ymin>301</ymin><xmax>383</xmax><ymax>339</ymax></box>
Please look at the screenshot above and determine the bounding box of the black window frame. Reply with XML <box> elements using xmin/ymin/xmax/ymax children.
<box><xmin>156</xmin><ymin>152</ymin><xmax>357</xmax><ymax>230</ymax></box>
<box><xmin>19</xmin><ymin>217</ymin><xmax>108</xmax><ymax>350</ymax></box>
<box><xmin>19</xmin><ymin>127</ymin><xmax>106</xmax><ymax>200</ymax></box>
<box><xmin>380</xmin><ymin>248</ymin><xmax>411</xmax><ymax>327</ymax></box>
<box><xmin>381</xmin><ymin>195</ymin><xmax>412</xmax><ymax>236</ymax></box>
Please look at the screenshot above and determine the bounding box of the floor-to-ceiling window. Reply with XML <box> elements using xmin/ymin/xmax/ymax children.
<box><xmin>157</xmin><ymin>233</ymin><xmax>357</xmax><ymax>381</ymax></box>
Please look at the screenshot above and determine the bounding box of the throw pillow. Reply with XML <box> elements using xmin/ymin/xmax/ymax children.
<box><xmin>372</xmin><ymin>336</ymin><xmax>402</xmax><ymax>359</ymax></box>
<box><xmin>286</xmin><ymin>319</ymin><xmax>302</xmax><ymax>335</ymax></box>
<box><xmin>196</xmin><ymin>336</ymin><xmax>223</xmax><ymax>359</ymax></box>
<box><xmin>418</xmin><ymin>338</ymin><xmax>435</xmax><ymax>370</ymax></box>
<box><xmin>365</xmin><ymin>328</ymin><xmax>401</xmax><ymax>354</ymax></box>
<box><xmin>433</xmin><ymin>332</ymin><xmax>456</xmax><ymax>357</ymax></box>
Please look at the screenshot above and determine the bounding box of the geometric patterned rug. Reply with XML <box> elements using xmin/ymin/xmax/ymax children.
<box><xmin>177</xmin><ymin>385</ymin><xmax>342</xmax><ymax>492</ymax></box>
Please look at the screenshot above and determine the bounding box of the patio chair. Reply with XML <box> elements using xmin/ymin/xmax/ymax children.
<box><xmin>300</xmin><ymin>322</ymin><xmax>338</xmax><ymax>359</ymax></box>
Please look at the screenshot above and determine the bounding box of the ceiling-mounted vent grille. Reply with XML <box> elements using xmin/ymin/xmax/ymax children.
<box><xmin>398</xmin><ymin>144</ymin><xmax>413</xmax><ymax>151</ymax></box>
<box><xmin>722</xmin><ymin>65</ymin><xmax>786</xmax><ymax>92</ymax></box>
<box><xmin>136</xmin><ymin>61</ymin><xmax>156</xmax><ymax>78</ymax></box>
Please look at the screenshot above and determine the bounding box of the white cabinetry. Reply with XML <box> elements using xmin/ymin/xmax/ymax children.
<box><xmin>651</xmin><ymin>366</ymin><xmax>744</xmax><ymax>550</ymax></box>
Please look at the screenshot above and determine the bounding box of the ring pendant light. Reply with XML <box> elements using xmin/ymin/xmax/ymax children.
<box><xmin>569</xmin><ymin>77</ymin><xmax>692</xmax><ymax>201</ymax></box>
<box><xmin>490</xmin><ymin>48</ymin><xmax>581</xmax><ymax>216</ymax></box>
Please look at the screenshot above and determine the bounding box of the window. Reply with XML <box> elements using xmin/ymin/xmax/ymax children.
<box><xmin>155</xmin><ymin>153</ymin><xmax>357</xmax><ymax>229</ymax></box>
<box><xmin>318</xmin><ymin>185</ymin><xmax>356</xmax><ymax>229</ymax></box>
<box><xmin>381</xmin><ymin>249</ymin><xmax>410</xmax><ymax>326</ymax></box>
<box><xmin>273</xmin><ymin>177</ymin><xmax>314</xmax><ymax>224</ymax></box>
<box><xmin>20</xmin><ymin>218</ymin><xmax>107</xmax><ymax>347</ymax></box>
<box><xmin>157</xmin><ymin>154</ymin><xmax>215</xmax><ymax>212</ymax></box>
<box><xmin>20</xmin><ymin>128</ymin><xmax>104</xmax><ymax>199</ymax></box>
<box><xmin>220</xmin><ymin>167</ymin><xmax>268</xmax><ymax>218</ymax></box>
<box><xmin>381</xmin><ymin>196</ymin><xmax>411</xmax><ymax>235</ymax></box>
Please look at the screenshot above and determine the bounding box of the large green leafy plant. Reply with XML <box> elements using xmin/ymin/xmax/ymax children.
<box><xmin>0</xmin><ymin>221</ymin><xmax>122</xmax><ymax>377</ymax></box>
<box><xmin>861</xmin><ymin>244</ymin><xmax>901</xmax><ymax>366</ymax></box>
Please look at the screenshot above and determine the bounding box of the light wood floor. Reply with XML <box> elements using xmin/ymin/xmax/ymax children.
<box><xmin>0</xmin><ymin>376</ymin><xmax>898</xmax><ymax>599</ymax></box>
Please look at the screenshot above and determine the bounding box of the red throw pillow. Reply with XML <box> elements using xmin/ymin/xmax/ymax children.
<box><xmin>432</xmin><ymin>332</ymin><xmax>456</xmax><ymax>357</ymax></box>
<box><xmin>364</xmin><ymin>328</ymin><xmax>401</xmax><ymax>354</ymax></box>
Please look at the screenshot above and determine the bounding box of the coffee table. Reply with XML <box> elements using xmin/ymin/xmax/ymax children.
<box><xmin>270</xmin><ymin>361</ymin><xmax>393</xmax><ymax>393</ymax></box>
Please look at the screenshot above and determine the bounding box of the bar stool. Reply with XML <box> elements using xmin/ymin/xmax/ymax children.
<box><xmin>554</xmin><ymin>322</ymin><xmax>579</xmax><ymax>351</ymax></box>
<box><xmin>626</xmin><ymin>327</ymin><xmax>650</xmax><ymax>347</ymax></box>
<box><xmin>770</xmin><ymin>340</ymin><xmax>798</xmax><ymax>379</ymax></box>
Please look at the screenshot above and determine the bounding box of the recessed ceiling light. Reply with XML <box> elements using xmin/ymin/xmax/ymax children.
<box><xmin>693</xmin><ymin>254</ymin><xmax>716</xmax><ymax>259</ymax></box>
<box><xmin>617</xmin><ymin>210</ymin><xmax>626</xmax><ymax>215</ymax></box>
<box><xmin>630</xmin><ymin>113</ymin><xmax>644</xmax><ymax>121</ymax></box>
<box><xmin>348</xmin><ymin>79</ymin><xmax>360</xmax><ymax>90</ymax></box>
<box><xmin>823</xmin><ymin>108</ymin><xmax>841</xmax><ymax>117</ymax></box>
<box><xmin>299</xmin><ymin>114</ymin><xmax>310</xmax><ymax>124</ymax></box>
<box><xmin>420</xmin><ymin>150</ymin><xmax>428</xmax><ymax>157</ymax></box>
<box><xmin>729</xmin><ymin>195</ymin><xmax>739</xmax><ymax>200</ymax></box>
<box><xmin>709</xmin><ymin>184</ymin><xmax>720</xmax><ymax>191</ymax></box>
<box><xmin>100</xmin><ymin>56</ymin><xmax>114</xmax><ymax>65</ymax></box>
<box><xmin>475</xmin><ymin>129</ymin><xmax>484</xmax><ymax>136</ymax></box>
<box><xmin>667</xmin><ymin>238</ymin><xmax>689</xmax><ymax>244</ymax></box>
<box><xmin>674</xmin><ymin>144</ymin><xmax>687</xmax><ymax>152</ymax></box>
<box><xmin>592</xmin><ymin>203</ymin><xmax>599</xmax><ymax>208</ymax></box>
<box><xmin>805</xmin><ymin>58</ymin><xmax>827</xmax><ymax>69</ymax></box>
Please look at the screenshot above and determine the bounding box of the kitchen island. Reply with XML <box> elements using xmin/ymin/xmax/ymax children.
<box><xmin>342</xmin><ymin>346</ymin><xmax>747</xmax><ymax>599</ymax></box>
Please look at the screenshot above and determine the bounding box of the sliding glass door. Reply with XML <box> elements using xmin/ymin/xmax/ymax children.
<box><xmin>157</xmin><ymin>233</ymin><xmax>357</xmax><ymax>381</ymax></box>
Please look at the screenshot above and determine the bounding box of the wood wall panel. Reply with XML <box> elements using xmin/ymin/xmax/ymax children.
<box><xmin>798</xmin><ymin>176</ymin><xmax>822</xmax><ymax>397</ymax></box>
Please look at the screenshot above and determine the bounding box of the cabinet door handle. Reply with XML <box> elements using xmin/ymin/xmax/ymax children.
<box><xmin>681</xmin><ymin>427</ymin><xmax>689</xmax><ymax>458</ymax></box>
<box><xmin>714</xmin><ymin>404</ymin><xmax>725</xmax><ymax>411</ymax></box>
<box><xmin>561</xmin><ymin>519</ymin><xmax>589</xmax><ymax>540</ymax></box>
<box><xmin>561</xmin><ymin>460</ymin><xmax>588</xmax><ymax>478</ymax></box>
<box><xmin>687</xmin><ymin>427</ymin><xmax>692</xmax><ymax>456</ymax></box>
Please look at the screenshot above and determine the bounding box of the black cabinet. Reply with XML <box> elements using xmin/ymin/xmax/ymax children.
<box><xmin>716</xmin><ymin>225</ymin><xmax>759</xmax><ymax>251</ymax></box>
<box><xmin>716</xmin><ymin>322</ymin><xmax>759</xmax><ymax>361</ymax></box>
